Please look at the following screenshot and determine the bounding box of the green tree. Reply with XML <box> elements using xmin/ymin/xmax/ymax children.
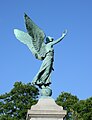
<box><xmin>56</xmin><ymin>92</ymin><xmax>79</xmax><ymax>120</ymax></box>
<box><xmin>56</xmin><ymin>92</ymin><xmax>92</xmax><ymax>120</ymax></box>
<box><xmin>74</xmin><ymin>97</ymin><xmax>92</xmax><ymax>120</ymax></box>
<box><xmin>0</xmin><ymin>82</ymin><xmax>39</xmax><ymax>120</ymax></box>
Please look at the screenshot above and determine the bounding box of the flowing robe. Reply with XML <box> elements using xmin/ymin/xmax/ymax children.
<box><xmin>32</xmin><ymin>50</ymin><xmax>54</xmax><ymax>87</ymax></box>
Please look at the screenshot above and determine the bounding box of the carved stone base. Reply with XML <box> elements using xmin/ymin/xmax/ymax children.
<box><xmin>26</xmin><ymin>97</ymin><xmax>66</xmax><ymax>120</ymax></box>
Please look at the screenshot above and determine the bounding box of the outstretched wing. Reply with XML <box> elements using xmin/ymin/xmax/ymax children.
<box><xmin>14</xmin><ymin>29</ymin><xmax>44</xmax><ymax>60</ymax></box>
<box><xmin>24</xmin><ymin>13</ymin><xmax>46</xmax><ymax>59</ymax></box>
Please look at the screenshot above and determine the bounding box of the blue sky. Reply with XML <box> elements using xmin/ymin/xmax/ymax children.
<box><xmin>0</xmin><ymin>0</ymin><xmax>92</xmax><ymax>100</ymax></box>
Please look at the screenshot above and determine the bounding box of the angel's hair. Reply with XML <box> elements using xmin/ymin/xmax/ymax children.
<box><xmin>45</xmin><ymin>36</ymin><xmax>54</xmax><ymax>44</ymax></box>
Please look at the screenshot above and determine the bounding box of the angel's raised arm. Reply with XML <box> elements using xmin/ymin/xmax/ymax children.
<box><xmin>51</xmin><ymin>30</ymin><xmax>67</xmax><ymax>46</ymax></box>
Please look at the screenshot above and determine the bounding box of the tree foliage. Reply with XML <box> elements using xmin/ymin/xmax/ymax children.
<box><xmin>56</xmin><ymin>92</ymin><xmax>79</xmax><ymax>120</ymax></box>
<box><xmin>74</xmin><ymin>97</ymin><xmax>92</xmax><ymax>120</ymax></box>
<box><xmin>56</xmin><ymin>92</ymin><xmax>92</xmax><ymax>120</ymax></box>
<box><xmin>0</xmin><ymin>82</ymin><xmax>39</xmax><ymax>120</ymax></box>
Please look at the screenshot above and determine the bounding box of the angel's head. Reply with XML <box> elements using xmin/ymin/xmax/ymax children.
<box><xmin>46</xmin><ymin>36</ymin><xmax>54</xmax><ymax>44</ymax></box>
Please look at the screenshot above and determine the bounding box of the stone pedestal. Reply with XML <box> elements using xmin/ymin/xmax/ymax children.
<box><xmin>26</xmin><ymin>97</ymin><xmax>66</xmax><ymax>120</ymax></box>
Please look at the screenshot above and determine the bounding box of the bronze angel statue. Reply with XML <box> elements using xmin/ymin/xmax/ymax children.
<box><xmin>14</xmin><ymin>13</ymin><xmax>67</xmax><ymax>92</ymax></box>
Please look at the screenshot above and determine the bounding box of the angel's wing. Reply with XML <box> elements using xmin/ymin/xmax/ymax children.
<box><xmin>14</xmin><ymin>29</ymin><xmax>44</xmax><ymax>60</ymax></box>
<box><xmin>24</xmin><ymin>13</ymin><xmax>46</xmax><ymax>59</ymax></box>
<box><xmin>14</xmin><ymin>13</ymin><xmax>47</xmax><ymax>60</ymax></box>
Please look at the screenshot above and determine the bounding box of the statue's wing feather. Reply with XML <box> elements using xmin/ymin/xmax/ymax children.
<box><xmin>14</xmin><ymin>29</ymin><xmax>43</xmax><ymax>60</ymax></box>
<box><xmin>24</xmin><ymin>13</ymin><xmax>46</xmax><ymax>58</ymax></box>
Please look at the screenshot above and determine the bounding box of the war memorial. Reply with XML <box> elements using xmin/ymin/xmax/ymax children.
<box><xmin>14</xmin><ymin>13</ymin><xmax>67</xmax><ymax>120</ymax></box>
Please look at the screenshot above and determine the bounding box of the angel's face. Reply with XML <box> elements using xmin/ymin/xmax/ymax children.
<box><xmin>46</xmin><ymin>36</ymin><xmax>54</xmax><ymax>43</ymax></box>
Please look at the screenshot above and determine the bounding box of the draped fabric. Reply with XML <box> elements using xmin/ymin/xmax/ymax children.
<box><xmin>32</xmin><ymin>51</ymin><xmax>54</xmax><ymax>87</ymax></box>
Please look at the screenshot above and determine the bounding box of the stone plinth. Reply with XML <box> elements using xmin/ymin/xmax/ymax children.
<box><xmin>26</xmin><ymin>97</ymin><xmax>66</xmax><ymax>120</ymax></box>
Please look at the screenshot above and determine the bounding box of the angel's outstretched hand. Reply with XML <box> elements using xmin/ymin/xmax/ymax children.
<box><xmin>62</xmin><ymin>29</ymin><xmax>68</xmax><ymax>38</ymax></box>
